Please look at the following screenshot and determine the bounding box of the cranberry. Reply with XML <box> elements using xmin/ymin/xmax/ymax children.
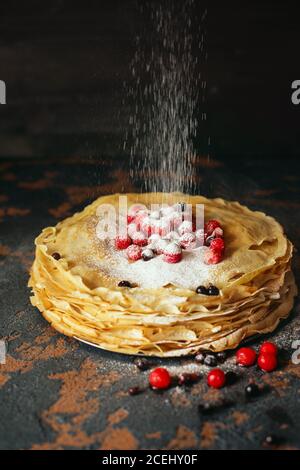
<box><xmin>207</xmin><ymin>368</ymin><xmax>226</xmax><ymax>389</ymax></box>
<box><xmin>259</xmin><ymin>342</ymin><xmax>278</xmax><ymax>356</ymax></box>
<box><xmin>115</xmin><ymin>235</ymin><xmax>132</xmax><ymax>250</ymax></box>
<box><xmin>258</xmin><ymin>353</ymin><xmax>278</xmax><ymax>372</ymax></box>
<box><xmin>205</xmin><ymin>220</ymin><xmax>221</xmax><ymax>236</ymax></box>
<box><xmin>236</xmin><ymin>347</ymin><xmax>257</xmax><ymax>367</ymax></box>
<box><xmin>149</xmin><ymin>367</ymin><xmax>171</xmax><ymax>390</ymax></box>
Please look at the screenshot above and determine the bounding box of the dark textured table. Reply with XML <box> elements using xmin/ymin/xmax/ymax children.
<box><xmin>0</xmin><ymin>155</ymin><xmax>300</xmax><ymax>450</ymax></box>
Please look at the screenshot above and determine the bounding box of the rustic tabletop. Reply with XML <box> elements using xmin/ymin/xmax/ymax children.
<box><xmin>0</xmin><ymin>154</ymin><xmax>299</xmax><ymax>450</ymax></box>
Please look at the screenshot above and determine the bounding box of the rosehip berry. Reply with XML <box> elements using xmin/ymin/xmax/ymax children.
<box><xmin>149</xmin><ymin>367</ymin><xmax>171</xmax><ymax>390</ymax></box>
<box><xmin>258</xmin><ymin>353</ymin><xmax>278</xmax><ymax>372</ymax></box>
<box><xmin>115</xmin><ymin>236</ymin><xmax>132</xmax><ymax>250</ymax></box>
<box><xmin>236</xmin><ymin>347</ymin><xmax>257</xmax><ymax>367</ymax></box>
<box><xmin>259</xmin><ymin>342</ymin><xmax>278</xmax><ymax>356</ymax></box>
<box><xmin>205</xmin><ymin>220</ymin><xmax>221</xmax><ymax>236</ymax></box>
<box><xmin>210</xmin><ymin>237</ymin><xmax>225</xmax><ymax>254</ymax></box>
<box><xmin>127</xmin><ymin>245</ymin><xmax>142</xmax><ymax>261</ymax></box>
<box><xmin>207</xmin><ymin>368</ymin><xmax>226</xmax><ymax>389</ymax></box>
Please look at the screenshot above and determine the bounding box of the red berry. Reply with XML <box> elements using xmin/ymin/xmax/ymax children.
<box><xmin>205</xmin><ymin>219</ymin><xmax>221</xmax><ymax>236</ymax></box>
<box><xmin>204</xmin><ymin>249</ymin><xmax>223</xmax><ymax>265</ymax></box>
<box><xmin>127</xmin><ymin>245</ymin><xmax>142</xmax><ymax>261</ymax></box>
<box><xmin>210</xmin><ymin>237</ymin><xmax>225</xmax><ymax>254</ymax></box>
<box><xmin>236</xmin><ymin>347</ymin><xmax>257</xmax><ymax>367</ymax></box>
<box><xmin>115</xmin><ymin>236</ymin><xmax>132</xmax><ymax>250</ymax></box>
<box><xmin>207</xmin><ymin>368</ymin><xmax>226</xmax><ymax>389</ymax></box>
<box><xmin>131</xmin><ymin>231</ymin><xmax>148</xmax><ymax>247</ymax></box>
<box><xmin>259</xmin><ymin>342</ymin><xmax>278</xmax><ymax>356</ymax></box>
<box><xmin>258</xmin><ymin>353</ymin><xmax>278</xmax><ymax>372</ymax></box>
<box><xmin>149</xmin><ymin>367</ymin><xmax>171</xmax><ymax>390</ymax></box>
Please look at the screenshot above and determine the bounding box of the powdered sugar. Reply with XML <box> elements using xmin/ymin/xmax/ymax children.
<box><xmin>96</xmin><ymin>241</ymin><xmax>217</xmax><ymax>289</ymax></box>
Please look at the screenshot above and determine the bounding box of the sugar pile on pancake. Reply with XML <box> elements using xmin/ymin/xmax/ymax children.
<box><xmin>29</xmin><ymin>193</ymin><xmax>297</xmax><ymax>357</ymax></box>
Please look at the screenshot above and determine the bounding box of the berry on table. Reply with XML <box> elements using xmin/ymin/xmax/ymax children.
<box><xmin>207</xmin><ymin>368</ymin><xmax>226</xmax><ymax>389</ymax></box>
<box><xmin>204</xmin><ymin>354</ymin><xmax>218</xmax><ymax>367</ymax></box>
<box><xmin>127</xmin><ymin>214</ymin><xmax>135</xmax><ymax>224</ymax></box>
<box><xmin>207</xmin><ymin>285</ymin><xmax>220</xmax><ymax>296</ymax></box>
<box><xmin>195</xmin><ymin>352</ymin><xmax>206</xmax><ymax>363</ymax></box>
<box><xmin>245</xmin><ymin>383</ymin><xmax>260</xmax><ymax>398</ymax></box>
<box><xmin>180</xmin><ymin>232</ymin><xmax>196</xmax><ymax>250</ymax></box>
<box><xmin>115</xmin><ymin>235</ymin><xmax>132</xmax><ymax>250</ymax></box>
<box><xmin>236</xmin><ymin>347</ymin><xmax>257</xmax><ymax>367</ymax></box>
<box><xmin>149</xmin><ymin>367</ymin><xmax>171</xmax><ymax>390</ymax></box>
<box><xmin>259</xmin><ymin>342</ymin><xmax>278</xmax><ymax>356</ymax></box>
<box><xmin>118</xmin><ymin>280</ymin><xmax>134</xmax><ymax>288</ymax></box>
<box><xmin>127</xmin><ymin>245</ymin><xmax>142</xmax><ymax>261</ymax></box>
<box><xmin>258</xmin><ymin>353</ymin><xmax>278</xmax><ymax>372</ymax></box>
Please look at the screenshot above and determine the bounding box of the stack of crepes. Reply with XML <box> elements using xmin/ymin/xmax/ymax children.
<box><xmin>29</xmin><ymin>193</ymin><xmax>297</xmax><ymax>357</ymax></box>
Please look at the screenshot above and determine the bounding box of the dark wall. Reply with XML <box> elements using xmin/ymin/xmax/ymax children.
<box><xmin>0</xmin><ymin>0</ymin><xmax>299</xmax><ymax>160</ymax></box>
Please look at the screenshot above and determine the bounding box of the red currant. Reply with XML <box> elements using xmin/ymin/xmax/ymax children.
<box><xmin>205</xmin><ymin>220</ymin><xmax>221</xmax><ymax>236</ymax></box>
<box><xmin>258</xmin><ymin>353</ymin><xmax>278</xmax><ymax>372</ymax></box>
<box><xmin>207</xmin><ymin>368</ymin><xmax>226</xmax><ymax>389</ymax></box>
<box><xmin>259</xmin><ymin>342</ymin><xmax>278</xmax><ymax>356</ymax></box>
<box><xmin>236</xmin><ymin>347</ymin><xmax>257</xmax><ymax>367</ymax></box>
<box><xmin>149</xmin><ymin>367</ymin><xmax>171</xmax><ymax>390</ymax></box>
<box><xmin>115</xmin><ymin>236</ymin><xmax>132</xmax><ymax>250</ymax></box>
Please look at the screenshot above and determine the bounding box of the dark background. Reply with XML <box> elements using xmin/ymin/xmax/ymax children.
<box><xmin>0</xmin><ymin>0</ymin><xmax>299</xmax><ymax>161</ymax></box>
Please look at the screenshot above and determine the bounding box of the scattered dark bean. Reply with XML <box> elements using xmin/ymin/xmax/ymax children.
<box><xmin>263</xmin><ymin>434</ymin><xmax>282</xmax><ymax>446</ymax></box>
<box><xmin>133</xmin><ymin>357</ymin><xmax>150</xmax><ymax>371</ymax></box>
<box><xmin>195</xmin><ymin>352</ymin><xmax>206</xmax><ymax>364</ymax></box>
<box><xmin>52</xmin><ymin>252</ymin><xmax>61</xmax><ymax>260</ymax></box>
<box><xmin>216</xmin><ymin>351</ymin><xmax>227</xmax><ymax>363</ymax></box>
<box><xmin>245</xmin><ymin>383</ymin><xmax>260</xmax><ymax>398</ymax></box>
<box><xmin>177</xmin><ymin>372</ymin><xmax>199</xmax><ymax>386</ymax></box>
<box><xmin>204</xmin><ymin>354</ymin><xmax>218</xmax><ymax>367</ymax></box>
<box><xmin>128</xmin><ymin>386</ymin><xmax>143</xmax><ymax>396</ymax></box>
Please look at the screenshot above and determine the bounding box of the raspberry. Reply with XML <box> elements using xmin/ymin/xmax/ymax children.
<box><xmin>115</xmin><ymin>236</ymin><xmax>132</xmax><ymax>250</ymax></box>
<box><xmin>210</xmin><ymin>237</ymin><xmax>225</xmax><ymax>254</ymax></box>
<box><xmin>207</xmin><ymin>368</ymin><xmax>226</xmax><ymax>389</ymax></box>
<box><xmin>135</xmin><ymin>210</ymin><xmax>149</xmax><ymax>226</ymax></box>
<box><xmin>127</xmin><ymin>245</ymin><xmax>142</xmax><ymax>261</ymax></box>
<box><xmin>212</xmin><ymin>227</ymin><xmax>224</xmax><ymax>238</ymax></box>
<box><xmin>131</xmin><ymin>231</ymin><xmax>148</xmax><ymax>247</ymax></box>
<box><xmin>155</xmin><ymin>238</ymin><xmax>169</xmax><ymax>255</ymax></box>
<box><xmin>178</xmin><ymin>220</ymin><xmax>193</xmax><ymax>236</ymax></box>
<box><xmin>195</xmin><ymin>229</ymin><xmax>205</xmax><ymax>246</ymax></box>
<box><xmin>236</xmin><ymin>347</ymin><xmax>257</xmax><ymax>367</ymax></box>
<box><xmin>128</xmin><ymin>204</ymin><xmax>146</xmax><ymax>217</ymax></box>
<box><xmin>163</xmin><ymin>242</ymin><xmax>182</xmax><ymax>263</ymax></box>
<box><xmin>205</xmin><ymin>220</ymin><xmax>221</xmax><ymax>236</ymax></box>
<box><xmin>258</xmin><ymin>353</ymin><xmax>278</xmax><ymax>372</ymax></box>
<box><xmin>141</xmin><ymin>217</ymin><xmax>153</xmax><ymax>236</ymax></box>
<box><xmin>180</xmin><ymin>232</ymin><xmax>196</xmax><ymax>250</ymax></box>
<box><xmin>149</xmin><ymin>367</ymin><xmax>171</xmax><ymax>390</ymax></box>
<box><xmin>204</xmin><ymin>249</ymin><xmax>223</xmax><ymax>265</ymax></box>
<box><xmin>259</xmin><ymin>342</ymin><xmax>278</xmax><ymax>356</ymax></box>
